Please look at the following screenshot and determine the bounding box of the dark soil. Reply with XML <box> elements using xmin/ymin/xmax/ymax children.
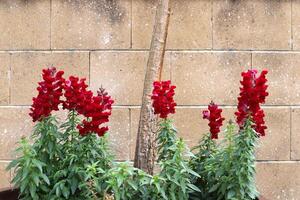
<box><xmin>0</xmin><ymin>188</ymin><xmax>19</xmax><ymax>200</ymax></box>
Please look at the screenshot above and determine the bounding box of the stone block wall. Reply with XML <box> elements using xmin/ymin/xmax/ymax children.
<box><xmin>0</xmin><ymin>0</ymin><xmax>299</xmax><ymax>199</ymax></box>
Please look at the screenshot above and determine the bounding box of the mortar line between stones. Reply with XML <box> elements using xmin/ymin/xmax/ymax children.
<box><xmin>130</xmin><ymin>0</ymin><xmax>133</xmax><ymax>49</ymax></box>
<box><xmin>88</xmin><ymin>51</ymin><xmax>91</xmax><ymax>85</ymax></box>
<box><xmin>3</xmin><ymin>49</ymin><xmax>300</xmax><ymax>53</ymax></box>
<box><xmin>169</xmin><ymin>51</ymin><xmax>172</xmax><ymax>80</ymax></box>
<box><xmin>129</xmin><ymin>108</ymin><xmax>132</xmax><ymax>160</ymax></box>
<box><xmin>211</xmin><ymin>0</ymin><xmax>214</xmax><ymax>49</ymax></box>
<box><xmin>291</xmin><ymin>0</ymin><xmax>294</xmax><ymax>50</ymax></box>
<box><xmin>50</xmin><ymin>0</ymin><xmax>52</xmax><ymax>50</ymax></box>
<box><xmin>250</xmin><ymin>52</ymin><xmax>253</xmax><ymax>69</ymax></box>
<box><xmin>290</xmin><ymin>106</ymin><xmax>292</xmax><ymax>160</ymax></box>
<box><xmin>8</xmin><ymin>54</ymin><xmax>12</xmax><ymax>105</ymax></box>
<box><xmin>255</xmin><ymin>160</ymin><xmax>300</xmax><ymax>163</ymax></box>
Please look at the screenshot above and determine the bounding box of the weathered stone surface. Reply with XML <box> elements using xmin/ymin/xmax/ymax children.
<box><xmin>132</xmin><ymin>0</ymin><xmax>212</xmax><ymax>49</ymax></box>
<box><xmin>0</xmin><ymin>0</ymin><xmax>50</xmax><ymax>49</ymax></box>
<box><xmin>256</xmin><ymin>162</ymin><xmax>300</xmax><ymax>199</ymax></box>
<box><xmin>256</xmin><ymin>108</ymin><xmax>290</xmax><ymax>161</ymax></box>
<box><xmin>90</xmin><ymin>51</ymin><xmax>170</xmax><ymax>105</ymax></box>
<box><xmin>293</xmin><ymin>0</ymin><xmax>300</xmax><ymax>49</ymax></box>
<box><xmin>252</xmin><ymin>52</ymin><xmax>300</xmax><ymax>105</ymax></box>
<box><xmin>108</xmin><ymin>108</ymin><xmax>130</xmax><ymax>160</ymax></box>
<box><xmin>0</xmin><ymin>162</ymin><xmax>10</xmax><ymax>189</ymax></box>
<box><xmin>131</xmin><ymin>107</ymin><xmax>290</xmax><ymax>161</ymax></box>
<box><xmin>292</xmin><ymin>108</ymin><xmax>300</xmax><ymax>160</ymax></box>
<box><xmin>129</xmin><ymin>108</ymin><xmax>139</xmax><ymax>160</ymax></box>
<box><xmin>213</xmin><ymin>0</ymin><xmax>291</xmax><ymax>50</ymax></box>
<box><xmin>0</xmin><ymin>108</ymin><xmax>33</xmax><ymax>159</ymax></box>
<box><xmin>0</xmin><ymin>54</ymin><xmax>10</xmax><ymax>105</ymax></box>
<box><xmin>51</xmin><ymin>0</ymin><xmax>131</xmax><ymax>49</ymax></box>
<box><xmin>171</xmin><ymin>52</ymin><xmax>250</xmax><ymax>105</ymax></box>
<box><xmin>10</xmin><ymin>52</ymin><xmax>89</xmax><ymax>105</ymax></box>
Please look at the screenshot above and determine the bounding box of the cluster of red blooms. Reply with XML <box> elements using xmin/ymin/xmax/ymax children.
<box><xmin>202</xmin><ymin>102</ymin><xmax>225</xmax><ymax>139</ymax></box>
<box><xmin>29</xmin><ymin>67</ymin><xmax>64</xmax><ymax>122</ymax></box>
<box><xmin>77</xmin><ymin>88</ymin><xmax>114</xmax><ymax>137</ymax></box>
<box><xmin>30</xmin><ymin>68</ymin><xmax>114</xmax><ymax>137</ymax></box>
<box><xmin>235</xmin><ymin>69</ymin><xmax>268</xmax><ymax>136</ymax></box>
<box><xmin>151</xmin><ymin>80</ymin><xmax>177</xmax><ymax>118</ymax></box>
<box><xmin>62</xmin><ymin>76</ymin><xmax>93</xmax><ymax>115</ymax></box>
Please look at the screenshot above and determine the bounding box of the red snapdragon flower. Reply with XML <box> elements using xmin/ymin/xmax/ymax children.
<box><xmin>62</xmin><ymin>76</ymin><xmax>93</xmax><ymax>115</ymax></box>
<box><xmin>29</xmin><ymin>67</ymin><xmax>64</xmax><ymax>122</ymax></box>
<box><xmin>77</xmin><ymin>87</ymin><xmax>114</xmax><ymax>137</ymax></box>
<box><xmin>235</xmin><ymin>69</ymin><xmax>268</xmax><ymax>136</ymax></box>
<box><xmin>203</xmin><ymin>102</ymin><xmax>225</xmax><ymax>139</ymax></box>
<box><xmin>151</xmin><ymin>80</ymin><xmax>177</xmax><ymax>119</ymax></box>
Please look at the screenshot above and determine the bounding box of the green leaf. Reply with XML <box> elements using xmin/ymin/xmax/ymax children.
<box><xmin>40</xmin><ymin>174</ymin><xmax>50</xmax><ymax>185</ymax></box>
<box><xmin>187</xmin><ymin>183</ymin><xmax>201</xmax><ymax>192</ymax></box>
<box><xmin>209</xmin><ymin>184</ymin><xmax>219</xmax><ymax>193</ymax></box>
<box><xmin>29</xmin><ymin>183</ymin><xmax>37</xmax><ymax>199</ymax></box>
<box><xmin>227</xmin><ymin>190</ymin><xmax>236</xmax><ymax>199</ymax></box>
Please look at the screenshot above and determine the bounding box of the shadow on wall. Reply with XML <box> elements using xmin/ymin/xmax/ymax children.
<box><xmin>0</xmin><ymin>0</ymin><xmax>126</xmax><ymax>24</ymax></box>
<box><xmin>64</xmin><ymin>0</ymin><xmax>125</xmax><ymax>24</ymax></box>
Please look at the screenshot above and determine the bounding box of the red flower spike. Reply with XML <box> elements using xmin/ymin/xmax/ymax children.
<box><xmin>202</xmin><ymin>102</ymin><xmax>225</xmax><ymax>139</ymax></box>
<box><xmin>29</xmin><ymin>67</ymin><xmax>65</xmax><ymax>122</ymax></box>
<box><xmin>77</xmin><ymin>87</ymin><xmax>114</xmax><ymax>137</ymax></box>
<box><xmin>235</xmin><ymin>69</ymin><xmax>268</xmax><ymax>137</ymax></box>
<box><xmin>151</xmin><ymin>80</ymin><xmax>177</xmax><ymax>119</ymax></box>
<box><xmin>62</xmin><ymin>76</ymin><xmax>93</xmax><ymax>115</ymax></box>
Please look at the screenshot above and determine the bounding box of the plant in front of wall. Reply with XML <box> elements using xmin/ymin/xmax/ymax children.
<box><xmin>8</xmin><ymin>68</ymin><xmax>115</xmax><ymax>200</ymax></box>
<box><xmin>190</xmin><ymin>69</ymin><xmax>268</xmax><ymax>200</ymax></box>
<box><xmin>7</xmin><ymin>67</ymin><xmax>268</xmax><ymax>200</ymax></box>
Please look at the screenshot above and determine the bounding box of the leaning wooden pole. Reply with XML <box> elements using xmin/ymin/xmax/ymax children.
<box><xmin>134</xmin><ymin>0</ymin><xmax>171</xmax><ymax>174</ymax></box>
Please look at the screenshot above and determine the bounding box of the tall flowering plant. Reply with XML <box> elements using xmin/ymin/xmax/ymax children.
<box><xmin>7</xmin><ymin>67</ymin><xmax>268</xmax><ymax>200</ymax></box>
<box><xmin>189</xmin><ymin>102</ymin><xmax>225</xmax><ymax>200</ymax></box>
<box><xmin>151</xmin><ymin>80</ymin><xmax>200</xmax><ymax>199</ymax></box>
<box><xmin>190</xmin><ymin>69</ymin><xmax>269</xmax><ymax>200</ymax></box>
<box><xmin>8</xmin><ymin>68</ymin><xmax>114</xmax><ymax>200</ymax></box>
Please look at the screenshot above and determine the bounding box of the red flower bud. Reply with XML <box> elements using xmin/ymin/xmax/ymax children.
<box><xmin>29</xmin><ymin>67</ymin><xmax>65</xmax><ymax>122</ymax></box>
<box><xmin>151</xmin><ymin>80</ymin><xmax>177</xmax><ymax>119</ymax></box>
<box><xmin>203</xmin><ymin>102</ymin><xmax>225</xmax><ymax>139</ymax></box>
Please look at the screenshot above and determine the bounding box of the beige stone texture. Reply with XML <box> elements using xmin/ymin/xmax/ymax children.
<box><xmin>256</xmin><ymin>108</ymin><xmax>291</xmax><ymax>161</ymax></box>
<box><xmin>213</xmin><ymin>0</ymin><xmax>291</xmax><ymax>50</ymax></box>
<box><xmin>0</xmin><ymin>0</ymin><xmax>298</xmax><ymax>197</ymax></box>
<box><xmin>256</xmin><ymin>162</ymin><xmax>300</xmax><ymax>199</ymax></box>
<box><xmin>0</xmin><ymin>162</ymin><xmax>10</xmax><ymax>189</ymax></box>
<box><xmin>0</xmin><ymin>54</ymin><xmax>10</xmax><ymax>105</ymax></box>
<box><xmin>0</xmin><ymin>108</ymin><xmax>33</xmax><ymax>159</ymax></box>
<box><xmin>108</xmin><ymin>108</ymin><xmax>130</xmax><ymax>160</ymax></box>
<box><xmin>10</xmin><ymin>52</ymin><xmax>89</xmax><ymax>105</ymax></box>
<box><xmin>252</xmin><ymin>52</ymin><xmax>300</xmax><ymax>105</ymax></box>
<box><xmin>131</xmin><ymin>107</ymin><xmax>290</xmax><ymax>161</ymax></box>
<box><xmin>132</xmin><ymin>0</ymin><xmax>212</xmax><ymax>49</ymax></box>
<box><xmin>90</xmin><ymin>51</ymin><xmax>170</xmax><ymax>105</ymax></box>
<box><xmin>129</xmin><ymin>108</ymin><xmax>139</xmax><ymax>160</ymax></box>
<box><xmin>171</xmin><ymin>52</ymin><xmax>250</xmax><ymax>105</ymax></box>
<box><xmin>0</xmin><ymin>0</ymin><xmax>50</xmax><ymax>50</ymax></box>
<box><xmin>291</xmin><ymin>108</ymin><xmax>300</xmax><ymax>160</ymax></box>
<box><xmin>51</xmin><ymin>0</ymin><xmax>131</xmax><ymax>49</ymax></box>
<box><xmin>293</xmin><ymin>0</ymin><xmax>300</xmax><ymax>49</ymax></box>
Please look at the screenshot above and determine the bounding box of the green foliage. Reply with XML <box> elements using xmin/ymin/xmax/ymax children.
<box><xmin>157</xmin><ymin>119</ymin><xmax>200</xmax><ymax>200</ymax></box>
<box><xmin>7</xmin><ymin>117</ymin><xmax>60</xmax><ymax>200</ymax></box>
<box><xmin>8</xmin><ymin>112</ymin><xmax>113</xmax><ymax>200</ymax></box>
<box><xmin>104</xmin><ymin>162</ymin><xmax>152</xmax><ymax>200</ymax></box>
<box><xmin>191</xmin><ymin>119</ymin><xmax>259</xmax><ymax>200</ymax></box>
<box><xmin>8</xmin><ymin>112</ymin><xmax>260</xmax><ymax>200</ymax></box>
<box><xmin>189</xmin><ymin>133</ymin><xmax>217</xmax><ymax>200</ymax></box>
